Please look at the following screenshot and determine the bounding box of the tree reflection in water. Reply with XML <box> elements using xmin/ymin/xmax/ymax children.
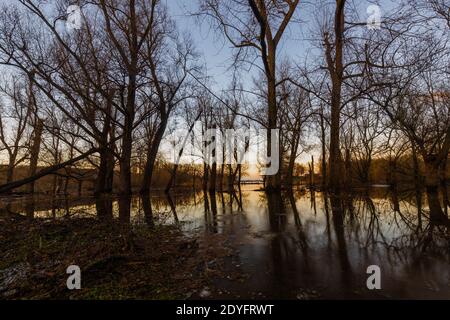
<box><xmin>3</xmin><ymin>185</ymin><xmax>450</xmax><ymax>298</ymax></box>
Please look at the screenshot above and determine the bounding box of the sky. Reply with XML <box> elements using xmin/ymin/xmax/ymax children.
<box><xmin>165</xmin><ymin>0</ymin><xmax>313</xmax><ymax>88</ymax></box>
<box><xmin>164</xmin><ymin>0</ymin><xmax>396</xmax><ymax>89</ymax></box>
<box><xmin>160</xmin><ymin>0</ymin><xmax>323</xmax><ymax>174</ymax></box>
<box><xmin>160</xmin><ymin>0</ymin><xmax>394</xmax><ymax>175</ymax></box>
<box><xmin>0</xmin><ymin>0</ymin><xmax>398</xmax><ymax>174</ymax></box>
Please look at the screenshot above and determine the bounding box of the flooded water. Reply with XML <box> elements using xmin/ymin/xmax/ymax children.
<box><xmin>1</xmin><ymin>185</ymin><xmax>450</xmax><ymax>299</ymax></box>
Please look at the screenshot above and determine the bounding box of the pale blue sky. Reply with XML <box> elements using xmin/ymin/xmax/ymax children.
<box><xmin>0</xmin><ymin>0</ymin><xmax>393</xmax><ymax>91</ymax></box>
<box><xmin>164</xmin><ymin>0</ymin><xmax>394</xmax><ymax>91</ymax></box>
<box><xmin>166</xmin><ymin>0</ymin><xmax>314</xmax><ymax>89</ymax></box>
<box><xmin>0</xmin><ymin>0</ymin><xmax>398</xmax><ymax>169</ymax></box>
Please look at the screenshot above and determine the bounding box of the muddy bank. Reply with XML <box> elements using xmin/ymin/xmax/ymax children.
<box><xmin>0</xmin><ymin>214</ymin><xmax>236</xmax><ymax>299</ymax></box>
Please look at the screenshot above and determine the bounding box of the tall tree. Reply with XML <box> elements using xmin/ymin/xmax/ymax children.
<box><xmin>198</xmin><ymin>0</ymin><xmax>300</xmax><ymax>190</ymax></box>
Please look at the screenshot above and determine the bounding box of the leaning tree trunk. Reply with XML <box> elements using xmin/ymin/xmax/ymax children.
<box><xmin>141</xmin><ymin>119</ymin><xmax>168</xmax><ymax>195</ymax></box>
<box><xmin>0</xmin><ymin>148</ymin><xmax>99</xmax><ymax>194</ymax></box>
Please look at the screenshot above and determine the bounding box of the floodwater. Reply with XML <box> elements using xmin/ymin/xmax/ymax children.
<box><xmin>1</xmin><ymin>185</ymin><xmax>450</xmax><ymax>299</ymax></box>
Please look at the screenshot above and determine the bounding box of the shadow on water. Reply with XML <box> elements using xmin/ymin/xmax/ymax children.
<box><xmin>329</xmin><ymin>193</ymin><xmax>353</xmax><ymax>293</ymax></box>
<box><xmin>1</xmin><ymin>185</ymin><xmax>450</xmax><ymax>299</ymax></box>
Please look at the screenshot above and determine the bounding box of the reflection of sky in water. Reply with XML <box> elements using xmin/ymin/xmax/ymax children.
<box><xmin>2</xmin><ymin>186</ymin><xmax>450</xmax><ymax>299</ymax></box>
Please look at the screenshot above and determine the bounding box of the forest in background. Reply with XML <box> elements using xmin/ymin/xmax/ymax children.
<box><xmin>0</xmin><ymin>0</ymin><xmax>447</xmax><ymax>197</ymax></box>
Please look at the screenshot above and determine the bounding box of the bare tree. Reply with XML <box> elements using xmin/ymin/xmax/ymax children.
<box><xmin>323</xmin><ymin>0</ymin><xmax>346</xmax><ymax>191</ymax></box>
<box><xmin>0</xmin><ymin>74</ymin><xmax>32</xmax><ymax>184</ymax></box>
<box><xmin>197</xmin><ymin>0</ymin><xmax>300</xmax><ymax>191</ymax></box>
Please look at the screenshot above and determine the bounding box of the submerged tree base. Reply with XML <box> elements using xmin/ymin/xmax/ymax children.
<box><xmin>0</xmin><ymin>215</ymin><xmax>235</xmax><ymax>299</ymax></box>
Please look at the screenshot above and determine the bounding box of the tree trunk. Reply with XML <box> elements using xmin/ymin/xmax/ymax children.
<box><xmin>412</xmin><ymin>144</ymin><xmax>420</xmax><ymax>187</ymax></box>
<box><xmin>0</xmin><ymin>148</ymin><xmax>99</xmax><ymax>194</ymax></box>
<box><xmin>227</xmin><ymin>163</ymin><xmax>233</xmax><ymax>191</ymax></box>
<box><xmin>309</xmin><ymin>155</ymin><xmax>315</xmax><ymax>187</ymax></box>
<box><xmin>320</xmin><ymin>112</ymin><xmax>327</xmax><ymax>188</ymax></box>
<box><xmin>424</xmin><ymin>159</ymin><xmax>440</xmax><ymax>192</ymax></box>
<box><xmin>209</xmin><ymin>162</ymin><xmax>217</xmax><ymax>193</ymax></box>
<box><xmin>78</xmin><ymin>180</ymin><xmax>83</xmax><ymax>196</ymax></box>
<box><xmin>388</xmin><ymin>159</ymin><xmax>397</xmax><ymax>187</ymax></box>
<box><xmin>440</xmin><ymin>157</ymin><xmax>447</xmax><ymax>187</ymax></box>
<box><xmin>166</xmin><ymin>163</ymin><xmax>179</xmax><ymax>193</ymax></box>
<box><xmin>238</xmin><ymin>165</ymin><xmax>242</xmax><ymax>185</ymax></box>
<box><xmin>105</xmin><ymin>149</ymin><xmax>115</xmax><ymax>192</ymax></box>
<box><xmin>141</xmin><ymin>194</ymin><xmax>154</xmax><ymax>228</ymax></box>
<box><xmin>203</xmin><ymin>163</ymin><xmax>209</xmax><ymax>191</ymax></box>
<box><xmin>64</xmin><ymin>174</ymin><xmax>69</xmax><ymax>194</ymax></box>
<box><xmin>427</xmin><ymin>188</ymin><xmax>449</xmax><ymax>226</ymax></box>
<box><xmin>327</xmin><ymin>0</ymin><xmax>345</xmax><ymax>192</ymax></box>
<box><xmin>218</xmin><ymin>163</ymin><xmax>225</xmax><ymax>192</ymax></box>
<box><xmin>95</xmin><ymin>147</ymin><xmax>109</xmax><ymax>194</ymax></box>
<box><xmin>265</xmin><ymin>43</ymin><xmax>281</xmax><ymax>191</ymax></box>
<box><xmin>328</xmin><ymin>81</ymin><xmax>343</xmax><ymax>191</ymax></box>
<box><xmin>192</xmin><ymin>168</ymin><xmax>196</xmax><ymax>192</ymax></box>
<box><xmin>96</xmin><ymin>195</ymin><xmax>113</xmax><ymax>222</ymax></box>
<box><xmin>6</xmin><ymin>158</ymin><xmax>15</xmax><ymax>184</ymax></box>
<box><xmin>361</xmin><ymin>157</ymin><xmax>371</xmax><ymax>184</ymax></box>
<box><xmin>140</xmin><ymin>119</ymin><xmax>168</xmax><ymax>194</ymax></box>
<box><xmin>119</xmin><ymin>115</ymin><xmax>133</xmax><ymax>195</ymax></box>
<box><xmin>208</xmin><ymin>124</ymin><xmax>217</xmax><ymax>193</ymax></box>
<box><xmin>286</xmin><ymin>134</ymin><xmax>300</xmax><ymax>187</ymax></box>
<box><xmin>119</xmin><ymin>70</ymin><xmax>137</xmax><ymax>195</ymax></box>
<box><xmin>118</xmin><ymin>195</ymin><xmax>131</xmax><ymax>226</ymax></box>
<box><xmin>344</xmin><ymin>148</ymin><xmax>351</xmax><ymax>187</ymax></box>
<box><xmin>52</xmin><ymin>174</ymin><xmax>58</xmax><ymax>195</ymax></box>
<box><xmin>28</xmin><ymin>119</ymin><xmax>44</xmax><ymax>193</ymax></box>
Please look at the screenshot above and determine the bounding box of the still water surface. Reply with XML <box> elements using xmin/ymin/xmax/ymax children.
<box><xmin>2</xmin><ymin>185</ymin><xmax>450</xmax><ymax>299</ymax></box>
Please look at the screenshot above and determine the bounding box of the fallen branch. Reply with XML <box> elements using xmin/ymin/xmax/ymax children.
<box><xmin>0</xmin><ymin>148</ymin><xmax>100</xmax><ymax>194</ymax></box>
